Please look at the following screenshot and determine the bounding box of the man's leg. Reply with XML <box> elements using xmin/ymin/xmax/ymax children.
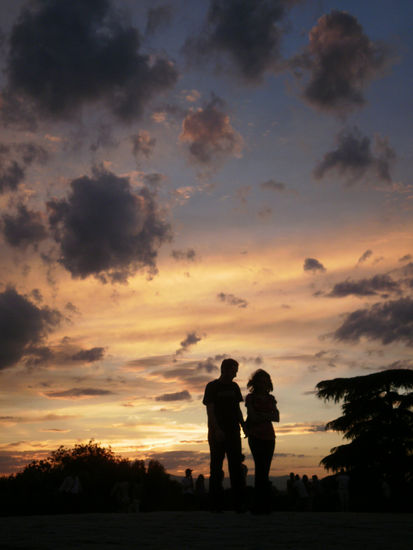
<box><xmin>226</xmin><ymin>431</ymin><xmax>245</xmax><ymax>511</ymax></box>
<box><xmin>208</xmin><ymin>437</ymin><xmax>225</xmax><ymax>511</ymax></box>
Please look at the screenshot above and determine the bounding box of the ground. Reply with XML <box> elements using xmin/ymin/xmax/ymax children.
<box><xmin>0</xmin><ymin>511</ymin><xmax>412</xmax><ymax>549</ymax></box>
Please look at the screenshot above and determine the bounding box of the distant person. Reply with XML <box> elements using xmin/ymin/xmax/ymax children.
<box><xmin>181</xmin><ymin>468</ymin><xmax>195</xmax><ymax>510</ymax></box>
<box><xmin>245</xmin><ymin>369</ymin><xmax>280</xmax><ymax>514</ymax></box>
<box><xmin>195</xmin><ymin>474</ymin><xmax>207</xmax><ymax>510</ymax></box>
<box><xmin>336</xmin><ymin>469</ymin><xmax>350</xmax><ymax>511</ymax></box>
<box><xmin>203</xmin><ymin>357</ymin><xmax>247</xmax><ymax>512</ymax></box>
<box><xmin>182</xmin><ymin>468</ymin><xmax>194</xmax><ymax>495</ymax></box>
<box><xmin>195</xmin><ymin>474</ymin><xmax>206</xmax><ymax>496</ymax></box>
<box><xmin>287</xmin><ymin>472</ymin><xmax>296</xmax><ymax>509</ymax></box>
<box><xmin>293</xmin><ymin>474</ymin><xmax>309</xmax><ymax>511</ymax></box>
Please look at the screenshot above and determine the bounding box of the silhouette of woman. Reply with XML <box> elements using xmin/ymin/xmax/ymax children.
<box><xmin>245</xmin><ymin>369</ymin><xmax>279</xmax><ymax>514</ymax></box>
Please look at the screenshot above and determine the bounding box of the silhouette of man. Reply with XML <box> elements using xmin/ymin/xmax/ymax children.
<box><xmin>203</xmin><ymin>358</ymin><xmax>247</xmax><ymax>511</ymax></box>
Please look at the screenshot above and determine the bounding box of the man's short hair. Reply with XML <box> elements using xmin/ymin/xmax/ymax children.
<box><xmin>220</xmin><ymin>358</ymin><xmax>239</xmax><ymax>372</ymax></box>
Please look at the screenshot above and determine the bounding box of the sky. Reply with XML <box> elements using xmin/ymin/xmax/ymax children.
<box><xmin>0</xmin><ymin>0</ymin><xmax>413</xmax><ymax>481</ymax></box>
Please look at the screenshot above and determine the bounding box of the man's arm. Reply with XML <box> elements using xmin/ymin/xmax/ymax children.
<box><xmin>206</xmin><ymin>403</ymin><xmax>225</xmax><ymax>441</ymax></box>
<box><xmin>237</xmin><ymin>403</ymin><xmax>248</xmax><ymax>436</ymax></box>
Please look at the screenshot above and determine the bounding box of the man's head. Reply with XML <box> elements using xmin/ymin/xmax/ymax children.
<box><xmin>220</xmin><ymin>358</ymin><xmax>239</xmax><ymax>381</ymax></box>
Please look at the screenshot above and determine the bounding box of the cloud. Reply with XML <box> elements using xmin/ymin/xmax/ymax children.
<box><xmin>276</xmin><ymin>423</ymin><xmax>326</xmax><ymax>434</ymax></box>
<box><xmin>70</xmin><ymin>347</ymin><xmax>105</xmax><ymax>363</ymax></box>
<box><xmin>171</xmin><ymin>249</ymin><xmax>196</xmax><ymax>261</ymax></box>
<box><xmin>260</xmin><ymin>179</ymin><xmax>286</xmax><ymax>192</ymax></box>
<box><xmin>217</xmin><ymin>292</ymin><xmax>248</xmax><ymax>308</ymax></box>
<box><xmin>176</xmin><ymin>332</ymin><xmax>202</xmax><ymax>356</ymax></box>
<box><xmin>0</xmin><ymin>142</ymin><xmax>48</xmax><ymax>193</ymax></box>
<box><xmin>155</xmin><ymin>390</ymin><xmax>191</xmax><ymax>402</ymax></box>
<box><xmin>327</xmin><ymin>274</ymin><xmax>400</xmax><ymax>298</ymax></box>
<box><xmin>47</xmin><ymin>168</ymin><xmax>171</xmax><ymax>282</ymax></box>
<box><xmin>44</xmin><ymin>388</ymin><xmax>114</xmax><ymax>399</ymax></box>
<box><xmin>4</xmin><ymin>0</ymin><xmax>178</xmax><ymax>122</ymax></box>
<box><xmin>197</xmin><ymin>357</ymin><xmax>220</xmax><ymax>373</ymax></box>
<box><xmin>183</xmin><ymin>0</ymin><xmax>291</xmax><ymax>83</ymax></box>
<box><xmin>334</xmin><ymin>297</ymin><xmax>413</xmax><ymax>346</ymax></box>
<box><xmin>0</xmin><ymin>287</ymin><xmax>61</xmax><ymax>370</ymax></box>
<box><xmin>131</xmin><ymin>132</ymin><xmax>156</xmax><ymax>161</ymax></box>
<box><xmin>303</xmin><ymin>258</ymin><xmax>326</xmax><ymax>273</ymax></box>
<box><xmin>2</xmin><ymin>203</ymin><xmax>47</xmax><ymax>249</ymax></box>
<box><xmin>357</xmin><ymin>249</ymin><xmax>373</xmax><ymax>265</ymax></box>
<box><xmin>146</xmin><ymin>450</ymin><xmax>210</xmax><ymax>472</ymax></box>
<box><xmin>294</xmin><ymin>10</ymin><xmax>390</xmax><ymax>113</ymax></box>
<box><xmin>314</xmin><ymin>127</ymin><xmax>396</xmax><ymax>185</ymax></box>
<box><xmin>24</xmin><ymin>342</ymin><xmax>105</xmax><ymax>368</ymax></box>
<box><xmin>145</xmin><ymin>5</ymin><xmax>173</xmax><ymax>36</ymax></box>
<box><xmin>399</xmin><ymin>254</ymin><xmax>412</xmax><ymax>263</ymax></box>
<box><xmin>0</xmin><ymin>413</ymin><xmax>77</xmax><ymax>425</ymax></box>
<box><xmin>179</xmin><ymin>95</ymin><xmax>243</xmax><ymax>165</ymax></box>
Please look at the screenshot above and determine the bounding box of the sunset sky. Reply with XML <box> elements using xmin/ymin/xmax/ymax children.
<box><xmin>1</xmin><ymin>0</ymin><xmax>412</xmax><ymax>480</ymax></box>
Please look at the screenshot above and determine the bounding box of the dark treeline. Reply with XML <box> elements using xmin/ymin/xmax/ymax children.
<box><xmin>1</xmin><ymin>440</ymin><xmax>413</xmax><ymax>516</ymax></box>
<box><xmin>0</xmin><ymin>441</ymin><xmax>182</xmax><ymax>516</ymax></box>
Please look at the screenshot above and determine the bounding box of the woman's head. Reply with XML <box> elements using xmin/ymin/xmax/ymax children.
<box><xmin>247</xmin><ymin>369</ymin><xmax>273</xmax><ymax>393</ymax></box>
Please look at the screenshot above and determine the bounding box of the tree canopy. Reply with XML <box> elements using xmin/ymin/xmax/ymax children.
<box><xmin>316</xmin><ymin>369</ymin><xmax>413</xmax><ymax>483</ymax></box>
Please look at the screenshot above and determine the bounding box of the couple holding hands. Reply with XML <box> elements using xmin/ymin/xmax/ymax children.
<box><xmin>203</xmin><ymin>358</ymin><xmax>279</xmax><ymax>514</ymax></box>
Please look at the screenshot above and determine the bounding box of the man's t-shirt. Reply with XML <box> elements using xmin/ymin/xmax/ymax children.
<box><xmin>203</xmin><ymin>379</ymin><xmax>243</xmax><ymax>433</ymax></box>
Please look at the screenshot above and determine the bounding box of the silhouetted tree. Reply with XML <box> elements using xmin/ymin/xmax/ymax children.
<box><xmin>316</xmin><ymin>369</ymin><xmax>413</xmax><ymax>502</ymax></box>
<box><xmin>0</xmin><ymin>441</ymin><xmax>181</xmax><ymax>516</ymax></box>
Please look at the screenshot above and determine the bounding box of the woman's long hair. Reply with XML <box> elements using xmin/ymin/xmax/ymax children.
<box><xmin>247</xmin><ymin>369</ymin><xmax>273</xmax><ymax>392</ymax></box>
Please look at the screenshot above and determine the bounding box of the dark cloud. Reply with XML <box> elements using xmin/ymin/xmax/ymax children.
<box><xmin>89</xmin><ymin>124</ymin><xmax>118</xmax><ymax>152</ymax></box>
<box><xmin>377</xmin><ymin>359</ymin><xmax>413</xmax><ymax>371</ymax></box>
<box><xmin>131</xmin><ymin>132</ymin><xmax>156</xmax><ymax>161</ymax></box>
<box><xmin>294</xmin><ymin>10</ymin><xmax>390</xmax><ymax>113</ymax></box>
<box><xmin>399</xmin><ymin>254</ymin><xmax>412</xmax><ymax>263</ymax></box>
<box><xmin>0</xmin><ymin>142</ymin><xmax>48</xmax><ymax>193</ymax></box>
<box><xmin>47</xmin><ymin>168</ymin><xmax>171</xmax><ymax>282</ymax></box>
<box><xmin>183</xmin><ymin>0</ymin><xmax>291</xmax><ymax>83</ymax></box>
<box><xmin>2</xmin><ymin>203</ymin><xmax>47</xmax><ymax>249</ymax></box>
<box><xmin>260</xmin><ymin>179</ymin><xmax>286</xmax><ymax>192</ymax></box>
<box><xmin>4</xmin><ymin>0</ymin><xmax>178</xmax><ymax>122</ymax></box>
<box><xmin>171</xmin><ymin>249</ymin><xmax>196</xmax><ymax>261</ymax></box>
<box><xmin>70</xmin><ymin>347</ymin><xmax>105</xmax><ymax>363</ymax></box>
<box><xmin>155</xmin><ymin>390</ymin><xmax>191</xmax><ymax>402</ymax></box>
<box><xmin>197</xmin><ymin>357</ymin><xmax>220</xmax><ymax>373</ymax></box>
<box><xmin>217</xmin><ymin>292</ymin><xmax>248</xmax><ymax>308</ymax></box>
<box><xmin>145</xmin><ymin>5</ymin><xmax>173</xmax><ymax>36</ymax></box>
<box><xmin>0</xmin><ymin>287</ymin><xmax>61</xmax><ymax>370</ymax></box>
<box><xmin>314</xmin><ymin>127</ymin><xmax>396</xmax><ymax>185</ymax></box>
<box><xmin>334</xmin><ymin>297</ymin><xmax>413</xmax><ymax>346</ymax></box>
<box><xmin>176</xmin><ymin>332</ymin><xmax>202</xmax><ymax>356</ymax></box>
<box><xmin>143</xmin><ymin>173</ymin><xmax>165</xmax><ymax>188</ymax></box>
<box><xmin>303</xmin><ymin>258</ymin><xmax>326</xmax><ymax>273</ymax></box>
<box><xmin>44</xmin><ymin>387</ymin><xmax>114</xmax><ymax>399</ymax></box>
<box><xmin>327</xmin><ymin>274</ymin><xmax>400</xmax><ymax>298</ymax></box>
<box><xmin>180</xmin><ymin>95</ymin><xmax>243</xmax><ymax>165</ymax></box>
<box><xmin>25</xmin><ymin>341</ymin><xmax>105</xmax><ymax>368</ymax></box>
<box><xmin>357</xmin><ymin>249</ymin><xmax>372</xmax><ymax>265</ymax></box>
